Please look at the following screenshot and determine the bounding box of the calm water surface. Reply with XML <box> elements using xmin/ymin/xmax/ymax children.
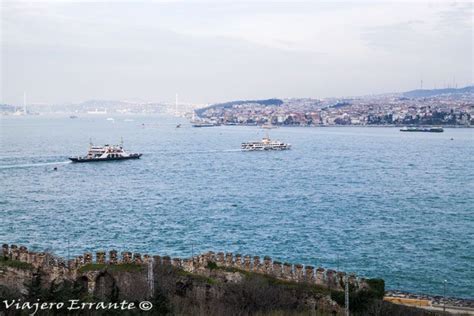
<box><xmin>1</xmin><ymin>115</ymin><xmax>473</xmax><ymax>298</ymax></box>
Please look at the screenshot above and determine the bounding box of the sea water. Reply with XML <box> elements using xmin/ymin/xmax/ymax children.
<box><xmin>0</xmin><ymin>115</ymin><xmax>473</xmax><ymax>298</ymax></box>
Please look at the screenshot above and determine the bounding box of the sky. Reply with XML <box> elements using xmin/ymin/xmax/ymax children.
<box><xmin>1</xmin><ymin>0</ymin><xmax>473</xmax><ymax>105</ymax></box>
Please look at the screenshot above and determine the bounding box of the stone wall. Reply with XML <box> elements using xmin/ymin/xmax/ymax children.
<box><xmin>176</xmin><ymin>251</ymin><xmax>365</xmax><ymax>291</ymax></box>
<box><xmin>1</xmin><ymin>244</ymin><xmax>367</xmax><ymax>291</ymax></box>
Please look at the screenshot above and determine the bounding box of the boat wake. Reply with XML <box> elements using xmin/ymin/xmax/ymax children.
<box><xmin>160</xmin><ymin>149</ymin><xmax>242</xmax><ymax>155</ymax></box>
<box><xmin>0</xmin><ymin>150</ymin><xmax>243</xmax><ymax>169</ymax></box>
<box><xmin>189</xmin><ymin>149</ymin><xmax>241</xmax><ymax>154</ymax></box>
<box><xmin>0</xmin><ymin>161</ymin><xmax>71</xmax><ymax>170</ymax></box>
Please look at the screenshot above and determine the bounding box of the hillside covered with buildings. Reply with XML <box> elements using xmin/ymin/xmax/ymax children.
<box><xmin>196</xmin><ymin>86</ymin><xmax>474</xmax><ymax>127</ymax></box>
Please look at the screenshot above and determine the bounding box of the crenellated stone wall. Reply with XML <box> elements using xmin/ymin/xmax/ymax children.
<box><xmin>1</xmin><ymin>244</ymin><xmax>362</xmax><ymax>291</ymax></box>
<box><xmin>162</xmin><ymin>251</ymin><xmax>361</xmax><ymax>290</ymax></box>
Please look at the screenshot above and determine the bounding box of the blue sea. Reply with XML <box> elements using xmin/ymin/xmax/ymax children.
<box><xmin>0</xmin><ymin>115</ymin><xmax>473</xmax><ymax>298</ymax></box>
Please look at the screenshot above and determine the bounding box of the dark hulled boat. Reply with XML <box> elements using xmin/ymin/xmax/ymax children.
<box><xmin>400</xmin><ymin>126</ymin><xmax>444</xmax><ymax>133</ymax></box>
<box><xmin>69</xmin><ymin>142</ymin><xmax>142</xmax><ymax>163</ymax></box>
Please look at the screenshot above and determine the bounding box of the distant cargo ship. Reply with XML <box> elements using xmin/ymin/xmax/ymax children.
<box><xmin>192</xmin><ymin>122</ymin><xmax>218</xmax><ymax>127</ymax></box>
<box><xmin>261</xmin><ymin>123</ymin><xmax>278</xmax><ymax>129</ymax></box>
<box><xmin>241</xmin><ymin>134</ymin><xmax>291</xmax><ymax>151</ymax></box>
<box><xmin>400</xmin><ymin>126</ymin><xmax>444</xmax><ymax>133</ymax></box>
<box><xmin>69</xmin><ymin>141</ymin><xmax>142</xmax><ymax>162</ymax></box>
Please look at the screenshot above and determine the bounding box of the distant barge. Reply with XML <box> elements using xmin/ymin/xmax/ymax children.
<box><xmin>400</xmin><ymin>127</ymin><xmax>444</xmax><ymax>133</ymax></box>
<box><xmin>191</xmin><ymin>121</ymin><xmax>219</xmax><ymax>127</ymax></box>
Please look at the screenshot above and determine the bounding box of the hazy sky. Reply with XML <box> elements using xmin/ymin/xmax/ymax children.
<box><xmin>1</xmin><ymin>0</ymin><xmax>472</xmax><ymax>105</ymax></box>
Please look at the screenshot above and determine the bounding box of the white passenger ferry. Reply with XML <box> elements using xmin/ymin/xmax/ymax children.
<box><xmin>69</xmin><ymin>140</ymin><xmax>142</xmax><ymax>162</ymax></box>
<box><xmin>241</xmin><ymin>134</ymin><xmax>291</xmax><ymax>151</ymax></box>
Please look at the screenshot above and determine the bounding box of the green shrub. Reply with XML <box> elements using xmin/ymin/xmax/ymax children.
<box><xmin>207</xmin><ymin>261</ymin><xmax>218</xmax><ymax>270</ymax></box>
<box><xmin>77</xmin><ymin>263</ymin><xmax>107</xmax><ymax>273</ymax></box>
<box><xmin>330</xmin><ymin>278</ymin><xmax>386</xmax><ymax>313</ymax></box>
<box><xmin>0</xmin><ymin>257</ymin><xmax>33</xmax><ymax>270</ymax></box>
<box><xmin>77</xmin><ymin>263</ymin><xmax>143</xmax><ymax>273</ymax></box>
<box><xmin>366</xmin><ymin>278</ymin><xmax>385</xmax><ymax>299</ymax></box>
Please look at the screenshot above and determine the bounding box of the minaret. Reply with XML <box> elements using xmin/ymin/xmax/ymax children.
<box><xmin>175</xmin><ymin>93</ymin><xmax>178</xmax><ymax>116</ymax></box>
<box><xmin>23</xmin><ymin>92</ymin><xmax>27</xmax><ymax>114</ymax></box>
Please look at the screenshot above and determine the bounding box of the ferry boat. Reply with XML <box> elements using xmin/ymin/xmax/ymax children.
<box><xmin>400</xmin><ymin>126</ymin><xmax>444</xmax><ymax>133</ymax></box>
<box><xmin>241</xmin><ymin>134</ymin><xmax>291</xmax><ymax>151</ymax></box>
<box><xmin>69</xmin><ymin>141</ymin><xmax>142</xmax><ymax>162</ymax></box>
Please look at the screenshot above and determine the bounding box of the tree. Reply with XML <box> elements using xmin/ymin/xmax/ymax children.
<box><xmin>24</xmin><ymin>270</ymin><xmax>46</xmax><ymax>301</ymax></box>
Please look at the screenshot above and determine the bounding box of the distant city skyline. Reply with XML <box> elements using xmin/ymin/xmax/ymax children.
<box><xmin>1</xmin><ymin>1</ymin><xmax>472</xmax><ymax>105</ymax></box>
